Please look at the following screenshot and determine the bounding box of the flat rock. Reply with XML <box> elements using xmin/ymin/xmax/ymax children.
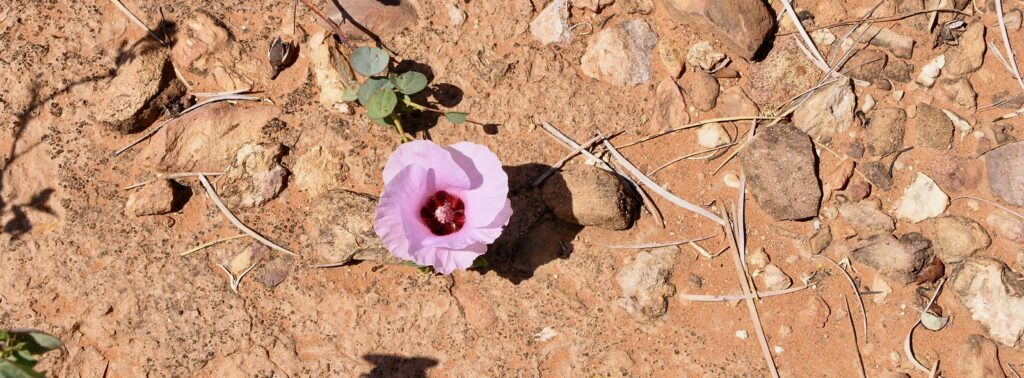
<box><xmin>171</xmin><ymin>12</ymin><xmax>260</xmax><ymax>92</ymax></box>
<box><xmin>744</xmin><ymin>38</ymin><xmax>819</xmax><ymax>107</ymax></box>
<box><xmin>292</xmin><ymin>146</ymin><xmax>349</xmax><ymax>197</ymax></box>
<box><xmin>138</xmin><ymin>103</ymin><xmax>280</xmax><ymax>171</ymax></box>
<box><xmin>944</xmin><ymin>22</ymin><xmax>986</xmax><ymax>78</ymax></box>
<box><xmin>894</xmin><ymin>172</ymin><xmax>949</xmax><ymax>223</ymax></box>
<box><xmin>921</xmin><ymin>216</ymin><xmax>991</xmax><ymax>264</ymax></box>
<box><xmin>860</xmin><ymin>161</ymin><xmax>894</xmax><ymax>191</ymax></box>
<box><xmin>843</xmin><ymin>49</ymin><xmax>888</xmax><ymax>84</ymax></box>
<box><xmin>741</xmin><ymin>124</ymin><xmax>822</xmax><ymax>221</ymax></box>
<box><xmin>793</xmin><ymin>78</ymin><xmax>856</xmax><ymax>136</ymax></box>
<box><xmin>657</xmin><ymin>40</ymin><xmax>684</xmax><ymax>78</ymax></box>
<box><xmin>953</xmin><ymin>257</ymin><xmax>1024</xmax><ymax>348</ymax></box>
<box><xmin>530</xmin><ymin>0</ymin><xmax>571</xmax><ymax>45</ymax></box>
<box><xmin>928</xmin><ymin>155</ymin><xmax>981</xmax><ymax>193</ymax></box>
<box><xmin>857</xmin><ymin>25</ymin><xmax>915</xmax><ymax>59</ymax></box>
<box><xmin>986</xmin><ymin>142</ymin><xmax>1024</xmax><ymax>206</ymax></box>
<box><xmin>572</xmin><ymin>0</ymin><xmax>615</xmax><ymax>12</ymax></box>
<box><xmin>653</xmin><ymin>78</ymin><xmax>688</xmax><ymax>131</ymax></box>
<box><xmin>760</xmin><ymin>264</ymin><xmax>792</xmax><ymax>291</ymax></box>
<box><xmin>850</xmin><ymin>232</ymin><xmax>932</xmax><ymax>285</ymax></box>
<box><xmin>840</xmin><ymin>201</ymin><xmax>896</xmax><ymax>233</ymax></box>
<box><xmin>581</xmin><ymin>19</ymin><xmax>658</xmax><ymax>86</ymax></box>
<box><xmin>686</xmin><ymin>41</ymin><xmax>726</xmax><ymax>71</ymax></box>
<box><xmin>219</xmin><ymin>143</ymin><xmax>289</xmax><ymax>208</ymax></box>
<box><xmin>616</xmin><ymin>246</ymin><xmax>678</xmax><ymax>320</ymax></box>
<box><xmin>884</xmin><ymin>58</ymin><xmax>914</xmax><ymax>82</ymax></box>
<box><xmin>681</xmin><ymin>69</ymin><xmax>718</xmax><ymax>111</ymax></box>
<box><xmin>662</xmin><ymin>0</ymin><xmax>773</xmax><ymax>59</ymax></box>
<box><xmin>543</xmin><ymin>166</ymin><xmax>638</xmax><ymax>230</ymax></box>
<box><xmin>124</xmin><ymin>179</ymin><xmax>179</xmax><ymax>216</ymax></box>
<box><xmin>299</xmin><ymin>190</ymin><xmax>398</xmax><ymax>265</ymax></box>
<box><xmin>864</xmin><ymin>108</ymin><xmax>906</xmax><ymax>157</ymax></box>
<box><xmin>309</xmin><ymin>31</ymin><xmax>357</xmax><ymax>114</ymax></box>
<box><xmin>798</xmin><ymin>295</ymin><xmax>831</xmax><ymax>328</ymax></box>
<box><xmin>696</xmin><ymin>122</ymin><xmax>728</xmax><ymax>148</ymax></box>
<box><xmin>326</xmin><ymin>0</ymin><xmax>418</xmax><ymax>40</ymax></box>
<box><xmin>957</xmin><ymin>334</ymin><xmax>1005</xmax><ymax>378</ymax></box>
<box><xmin>90</xmin><ymin>48</ymin><xmax>184</xmax><ymax>134</ymax></box>
<box><xmin>718</xmin><ymin>86</ymin><xmax>759</xmax><ymax>115</ymax></box>
<box><xmin>913</xmin><ymin>103</ymin><xmax>954</xmax><ymax>150</ymax></box>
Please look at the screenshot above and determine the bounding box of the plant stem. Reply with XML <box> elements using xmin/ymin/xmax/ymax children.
<box><xmin>392</xmin><ymin>116</ymin><xmax>411</xmax><ymax>142</ymax></box>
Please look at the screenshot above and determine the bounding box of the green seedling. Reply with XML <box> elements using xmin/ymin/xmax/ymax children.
<box><xmin>345</xmin><ymin>46</ymin><xmax>469</xmax><ymax>141</ymax></box>
<box><xmin>0</xmin><ymin>329</ymin><xmax>62</xmax><ymax>377</ymax></box>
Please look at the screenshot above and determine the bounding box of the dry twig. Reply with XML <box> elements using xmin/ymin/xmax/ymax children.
<box><xmin>179</xmin><ymin>234</ymin><xmax>247</xmax><ymax>257</ymax></box>
<box><xmin>905</xmin><ymin>278</ymin><xmax>947</xmax><ymax>373</ymax></box>
<box><xmin>843</xmin><ymin>295</ymin><xmax>868</xmax><ymax>378</ymax></box>
<box><xmin>197</xmin><ymin>175</ymin><xmax>297</xmax><ymax>256</ymax></box>
<box><xmin>679</xmin><ymin>284</ymin><xmax>810</xmax><ymax>302</ymax></box>
<box><xmin>597</xmin><ymin>235</ymin><xmax>713</xmax><ymax>250</ymax></box>
<box><xmin>109</xmin><ymin>0</ymin><xmax>167</xmax><ymax>46</ymax></box>
<box><xmin>816</xmin><ymin>255</ymin><xmax>869</xmax><ymax>343</ymax></box>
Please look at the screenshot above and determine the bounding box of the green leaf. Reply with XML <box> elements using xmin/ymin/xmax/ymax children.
<box><xmin>0</xmin><ymin>361</ymin><xmax>43</xmax><ymax>378</ymax></box>
<box><xmin>369</xmin><ymin>117</ymin><xmax>395</xmax><ymax>127</ymax></box>
<box><xmin>445</xmin><ymin>112</ymin><xmax>469</xmax><ymax>124</ymax></box>
<box><xmin>390</xmin><ymin>72</ymin><xmax>429</xmax><ymax>95</ymax></box>
<box><xmin>10</xmin><ymin>331</ymin><xmax>61</xmax><ymax>355</ymax></box>
<box><xmin>365</xmin><ymin>89</ymin><xmax>398</xmax><ymax>119</ymax></box>
<box><xmin>357</xmin><ymin>78</ymin><xmax>394</xmax><ymax>106</ymax></box>
<box><xmin>350</xmin><ymin>47</ymin><xmax>389</xmax><ymax>77</ymax></box>
<box><xmin>341</xmin><ymin>86</ymin><xmax>359</xmax><ymax>102</ymax></box>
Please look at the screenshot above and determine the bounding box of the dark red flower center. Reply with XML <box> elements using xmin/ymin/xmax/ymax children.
<box><xmin>420</xmin><ymin>191</ymin><xmax>466</xmax><ymax>236</ymax></box>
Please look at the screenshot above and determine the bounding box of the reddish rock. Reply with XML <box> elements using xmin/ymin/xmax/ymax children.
<box><xmin>662</xmin><ymin>0</ymin><xmax>774</xmax><ymax>59</ymax></box>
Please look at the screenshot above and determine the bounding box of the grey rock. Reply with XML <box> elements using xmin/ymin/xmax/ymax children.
<box><xmin>840</xmin><ymin>201</ymin><xmax>896</xmax><ymax>233</ymax></box>
<box><xmin>850</xmin><ymin>232</ymin><xmax>932</xmax><ymax>285</ymax></box>
<box><xmin>91</xmin><ymin>49</ymin><xmax>185</xmax><ymax>134</ymax></box>
<box><xmin>299</xmin><ymin>190</ymin><xmax>399</xmax><ymax>265</ymax></box>
<box><xmin>913</xmin><ymin>103</ymin><xmax>954</xmax><ymax>150</ymax></box>
<box><xmin>986</xmin><ymin>142</ymin><xmax>1024</xmax><ymax>206</ymax></box>
<box><xmin>883</xmin><ymin>58</ymin><xmax>914</xmax><ymax>82</ymax></box>
<box><xmin>987</xmin><ymin>211</ymin><xmax>1024</xmax><ymax>243</ymax></box>
<box><xmin>581</xmin><ymin>19</ymin><xmax>658</xmax><ymax>86</ymax></box>
<box><xmin>944</xmin><ymin>22</ymin><xmax>986</xmax><ymax>77</ymax></box>
<box><xmin>616</xmin><ymin>246</ymin><xmax>679</xmax><ymax>320</ymax></box>
<box><xmin>860</xmin><ymin>161</ymin><xmax>894</xmax><ymax>191</ymax></box>
<box><xmin>921</xmin><ymin>216</ymin><xmax>991</xmax><ymax>264</ymax></box>
<box><xmin>653</xmin><ymin>78</ymin><xmax>688</xmax><ymax>131</ymax></box>
<box><xmin>952</xmin><ymin>257</ymin><xmax>1024</xmax><ymax>348</ymax></box>
<box><xmin>219</xmin><ymin>143</ymin><xmax>289</xmax><ymax>208</ymax></box>
<box><xmin>530</xmin><ymin>0</ymin><xmax>571</xmax><ymax>45</ymax></box>
<box><xmin>864</xmin><ymin>108</ymin><xmax>906</xmax><ymax>157</ymax></box>
<box><xmin>741</xmin><ymin>124</ymin><xmax>822</xmax><ymax>220</ymax></box>
<box><xmin>681</xmin><ymin>69</ymin><xmax>719</xmax><ymax>111</ymax></box>
<box><xmin>793</xmin><ymin>78</ymin><xmax>856</xmax><ymax>136</ymax></box>
<box><xmin>937</xmin><ymin>78</ymin><xmax>977</xmax><ymax>109</ymax></box>
<box><xmin>543</xmin><ymin>166</ymin><xmax>638</xmax><ymax>230</ymax></box>
<box><xmin>686</xmin><ymin>41</ymin><xmax>726</xmax><ymax>72</ymax></box>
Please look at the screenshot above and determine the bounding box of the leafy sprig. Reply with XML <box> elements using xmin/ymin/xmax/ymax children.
<box><xmin>0</xmin><ymin>329</ymin><xmax>62</xmax><ymax>377</ymax></box>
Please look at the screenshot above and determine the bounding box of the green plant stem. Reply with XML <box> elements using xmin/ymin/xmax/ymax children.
<box><xmin>402</xmin><ymin>97</ymin><xmax>478</xmax><ymax>124</ymax></box>
<box><xmin>391</xmin><ymin>116</ymin><xmax>411</xmax><ymax>142</ymax></box>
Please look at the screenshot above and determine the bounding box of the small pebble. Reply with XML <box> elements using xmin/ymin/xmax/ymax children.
<box><xmin>735</xmin><ymin>330</ymin><xmax>749</xmax><ymax>340</ymax></box>
<box><xmin>773</xmin><ymin>345</ymin><xmax>785</xmax><ymax>354</ymax></box>
<box><xmin>779</xmin><ymin>324</ymin><xmax>793</xmax><ymax>337</ymax></box>
<box><xmin>861</xmin><ymin>94</ymin><xmax>876</xmax><ymax>113</ymax></box>
<box><xmin>893</xmin><ymin>90</ymin><xmax>905</xmax><ymax>101</ymax></box>
<box><xmin>724</xmin><ymin>173</ymin><xmax>740</xmax><ymax>188</ymax></box>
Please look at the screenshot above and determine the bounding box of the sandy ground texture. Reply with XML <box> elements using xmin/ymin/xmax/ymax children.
<box><xmin>4</xmin><ymin>0</ymin><xmax>1024</xmax><ymax>376</ymax></box>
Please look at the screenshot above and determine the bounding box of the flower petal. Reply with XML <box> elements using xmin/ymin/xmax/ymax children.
<box><xmin>374</xmin><ymin>165</ymin><xmax>436</xmax><ymax>261</ymax></box>
<box><xmin>411</xmin><ymin>243</ymin><xmax>487</xmax><ymax>274</ymax></box>
<box><xmin>383</xmin><ymin>140</ymin><xmax>471</xmax><ymax>191</ymax></box>
<box><xmin>445</xmin><ymin>142</ymin><xmax>511</xmax><ymax>228</ymax></box>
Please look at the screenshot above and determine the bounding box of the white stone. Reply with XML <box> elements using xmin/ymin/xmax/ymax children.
<box><xmin>735</xmin><ymin>330</ymin><xmax>749</xmax><ymax>340</ymax></box>
<box><xmin>686</xmin><ymin>41</ymin><xmax>726</xmax><ymax>72</ymax></box>
<box><xmin>530</xmin><ymin>0</ymin><xmax>571</xmax><ymax>45</ymax></box>
<box><xmin>762</xmin><ymin>264</ymin><xmax>793</xmax><ymax>291</ymax></box>
<box><xmin>447</xmin><ymin>3</ymin><xmax>467</xmax><ymax>26</ymax></box>
<box><xmin>916</xmin><ymin>55</ymin><xmax>945</xmax><ymax>87</ymax></box>
<box><xmin>894</xmin><ymin>173</ymin><xmax>949</xmax><ymax>223</ymax></box>
<box><xmin>696</xmin><ymin>122</ymin><xmax>729</xmax><ymax>148</ymax></box>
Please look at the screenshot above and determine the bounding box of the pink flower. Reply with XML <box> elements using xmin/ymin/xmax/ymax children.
<box><xmin>374</xmin><ymin>140</ymin><xmax>512</xmax><ymax>274</ymax></box>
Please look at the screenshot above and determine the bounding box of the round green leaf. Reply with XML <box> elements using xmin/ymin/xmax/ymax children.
<box><xmin>357</xmin><ymin>78</ymin><xmax>394</xmax><ymax>106</ymax></box>
<box><xmin>0</xmin><ymin>361</ymin><xmax>43</xmax><ymax>378</ymax></box>
<box><xmin>341</xmin><ymin>86</ymin><xmax>359</xmax><ymax>102</ymax></box>
<box><xmin>350</xmin><ymin>47</ymin><xmax>389</xmax><ymax>77</ymax></box>
<box><xmin>370</xmin><ymin>116</ymin><xmax>395</xmax><ymax>127</ymax></box>
<box><xmin>365</xmin><ymin>89</ymin><xmax>398</xmax><ymax>119</ymax></box>
<box><xmin>445</xmin><ymin>112</ymin><xmax>469</xmax><ymax>124</ymax></box>
<box><xmin>391</xmin><ymin>72</ymin><xmax>429</xmax><ymax>95</ymax></box>
<box><xmin>21</xmin><ymin>332</ymin><xmax>61</xmax><ymax>354</ymax></box>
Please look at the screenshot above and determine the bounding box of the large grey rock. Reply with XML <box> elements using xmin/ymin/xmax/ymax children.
<box><xmin>921</xmin><ymin>216</ymin><xmax>991</xmax><ymax>264</ymax></box>
<box><xmin>986</xmin><ymin>142</ymin><xmax>1024</xmax><ymax>207</ymax></box>
<box><xmin>543</xmin><ymin>166</ymin><xmax>638</xmax><ymax>230</ymax></box>
<box><xmin>741</xmin><ymin>124</ymin><xmax>821</xmax><ymax>220</ymax></box>
<box><xmin>661</xmin><ymin>0</ymin><xmax>774</xmax><ymax>59</ymax></box>
<box><xmin>616</xmin><ymin>246</ymin><xmax>679</xmax><ymax>320</ymax></box>
<box><xmin>581</xmin><ymin>19</ymin><xmax>658</xmax><ymax>86</ymax></box>
<box><xmin>299</xmin><ymin>190</ymin><xmax>398</xmax><ymax>265</ymax></box>
<box><xmin>953</xmin><ymin>257</ymin><xmax>1024</xmax><ymax>348</ymax></box>
<box><xmin>91</xmin><ymin>49</ymin><xmax>184</xmax><ymax>134</ymax></box>
<box><xmin>850</xmin><ymin>233</ymin><xmax>932</xmax><ymax>285</ymax></box>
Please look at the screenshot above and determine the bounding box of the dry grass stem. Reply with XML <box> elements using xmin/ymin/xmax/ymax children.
<box><xmin>197</xmin><ymin>174</ymin><xmax>297</xmax><ymax>256</ymax></box>
<box><xmin>179</xmin><ymin>234</ymin><xmax>247</xmax><ymax>257</ymax></box>
<box><xmin>647</xmin><ymin>142</ymin><xmax>738</xmax><ymax>176</ymax></box>
<box><xmin>109</xmin><ymin>0</ymin><xmax>168</xmax><ymax>46</ymax></box>
<box><xmin>843</xmin><ymin>295</ymin><xmax>868</xmax><ymax>378</ymax></box>
<box><xmin>533</xmin><ymin>130</ymin><xmax>621</xmax><ymax>187</ymax></box>
<box><xmin>904</xmin><ymin>278</ymin><xmax>947</xmax><ymax>373</ymax></box>
<box><xmin>617</xmin><ymin>116</ymin><xmax>772</xmax><ymax>150</ymax></box>
<box><xmin>679</xmin><ymin>284</ymin><xmax>809</xmax><ymax>302</ymax></box>
<box><xmin>114</xmin><ymin>94</ymin><xmax>262</xmax><ymax>156</ymax></box>
<box><xmin>597</xmin><ymin>235</ymin><xmax>713</xmax><ymax>249</ymax></box>
<box><xmin>815</xmin><ymin>255</ymin><xmax>869</xmax><ymax>343</ymax></box>
<box><xmin>123</xmin><ymin>172</ymin><xmax>225</xmax><ymax>190</ymax></box>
